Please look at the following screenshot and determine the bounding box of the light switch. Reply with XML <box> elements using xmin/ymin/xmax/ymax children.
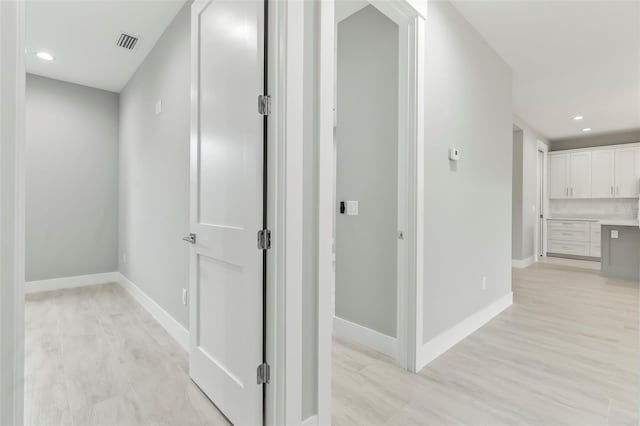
<box><xmin>611</xmin><ymin>230</ymin><xmax>619</xmax><ymax>239</ymax></box>
<box><xmin>346</xmin><ymin>200</ymin><xmax>359</xmax><ymax>216</ymax></box>
<box><xmin>155</xmin><ymin>100</ymin><xmax>162</xmax><ymax>115</ymax></box>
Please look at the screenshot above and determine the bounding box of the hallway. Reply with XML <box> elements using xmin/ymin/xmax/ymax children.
<box><xmin>332</xmin><ymin>261</ymin><xmax>639</xmax><ymax>425</ymax></box>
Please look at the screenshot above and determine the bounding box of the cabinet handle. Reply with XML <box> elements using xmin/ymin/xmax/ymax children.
<box><xmin>571</xmin><ymin>187</ymin><xmax>574</xmax><ymax>197</ymax></box>
<box><xmin>610</xmin><ymin>186</ymin><xmax>614</xmax><ymax>196</ymax></box>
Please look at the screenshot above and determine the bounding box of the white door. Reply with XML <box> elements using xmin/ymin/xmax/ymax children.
<box><xmin>549</xmin><ymin>153</ymin><xmax>569</xmax><ymax>199</ymax></box>
<box><xmin>591</xmin><ymin>149</ymin><xmax>615</xmax><ymax>198</ymax></box>
<box><xmin>615</xmin><ymin>147</ymin><xmax>640</xmax><ymax>197</ymax></box>
<box><xmin>569</xmin><ymin>152</ymin><xmax>591</xmax><ymax>198</ymax></box>
<box><xmin>188</xmin><ymin>1</ymin><xmax>266</xmax><ymax>425</ymax></box>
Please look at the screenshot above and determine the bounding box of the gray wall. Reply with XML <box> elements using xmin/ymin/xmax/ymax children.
<box><xmin>422</xmin><ymin>0</ymin><xmax>513</xmax><ymax>342</ymax></box>
<box><xmin>118</xmin><ymin>4</ymin><xmax>190</xmax><ymax>328</ymax></box>
<box><xmin>25</xmin><ymin>74</ymin><xmax>118</xmax><ymax>281</ymax></box>
<box><xmin>512</xmin><ymin>117</ymin><xmax>549</xmax><ymax>261</ymax></box>
<box><xmin>335</xmin><ymin>5</ymin><xmax>399</xmax><ymax>338</ymax></box>
<box><xmin>512</xmin><ymin>130</ymin><xmax>524</xmax><ymax>260</ymax></box>
<box><xmin>551</xmin><ymin>129</ymin><xmax>640</xmax><ymax>151</ymax></box>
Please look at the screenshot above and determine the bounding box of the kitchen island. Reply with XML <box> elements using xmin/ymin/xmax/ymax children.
<box><xmin>601</xmin><ymin>220</ymin><xmax>640</xmax><ymax>281</ymax></box>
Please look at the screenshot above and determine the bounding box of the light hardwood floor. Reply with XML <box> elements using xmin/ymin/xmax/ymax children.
<box><xmin>333</xmin><ymin>261</ymin><xmax>639</xmax><ymax>425</ymax></box>
<box><xmin>24</xmin><ymin>284</ymin><xmax>230</xmax><ymax>426</ymax></box>
<box><xmin>25</xmin><ymin>260</ymin><xmax>638</xmax><ymax>426</ymax></box>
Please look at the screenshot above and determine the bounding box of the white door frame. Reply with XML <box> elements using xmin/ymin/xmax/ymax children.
<box><xmin>318</xmin><ymin>0</ymin><xmax>426</xmax><ymax>423</ymax></box>
<box><xmin>535</xmin><ymin>141</ymin><xmax>548</xmax><ymax>261</ymax></box>
<box><xmin>0</xmin><ymin>1</ymin><xmax>26</xmax><ymax>424</ymax></box>
<box><xmin>265</xmin><ymin>0</ymin><xmax>304</xmax><ymax>425</ymax></box>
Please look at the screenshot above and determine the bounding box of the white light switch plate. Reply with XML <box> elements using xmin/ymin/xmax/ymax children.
<box><xmin>611</xmin><ymin>230</ymin><xmax>619</xmax><ymax>239</ymax></box>
<box><xmin>346</xmin><ymin>200</ymin><xmax>359</xmax><ymax>216</ymax></box>
<box><xmin>155</xmin><ymin>100</ymin><xmax>162</xmax><ymax>115</ymax></box>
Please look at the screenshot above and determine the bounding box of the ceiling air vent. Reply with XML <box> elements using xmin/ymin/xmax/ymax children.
<box><xmin>116</xmin><ymin>33</ymin><xmax>139</xmax><ymax>50</ymax></box>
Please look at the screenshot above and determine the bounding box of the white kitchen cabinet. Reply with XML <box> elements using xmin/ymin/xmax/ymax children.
<box><xmin>569</xmin><ymin>152</ymin><xmax>591</xmax><ymax>198</ymax></box>
<box><xmin>547</xmin><ymin>219</ymin><xmax>601</xmax><ymax>258</ymax></box>
<box><xmin>614</xmin><ymin>147</ymin><xmax>640</xmax><ymax>198</ymax></box>
<box><xmin>591</xmin><ymin>149</ymin><xmax>615</xmax><ymax>198</ymax></box>
<box><xmin>549</xmin><ymin>152</ymin><xmax>591</xmax><ymax>199</ymax></box>
<box><xmin>549</xmin><ymin>153</ymin><xmax>569</xmax><ymax>199</ymax></box>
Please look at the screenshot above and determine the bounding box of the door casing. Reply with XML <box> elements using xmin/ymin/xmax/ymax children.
<box><xmin>317</xmin><ymin>0</ymin><xmax>427</xmax><ymax>423</ymax></box>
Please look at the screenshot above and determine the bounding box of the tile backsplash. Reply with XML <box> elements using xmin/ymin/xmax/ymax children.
<box><xmin>550</xmin><ymin>198</ymin><xmax>639</xmax><ymax>219</ymax></box>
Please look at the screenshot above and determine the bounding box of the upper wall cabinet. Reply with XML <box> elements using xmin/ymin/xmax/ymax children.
<box><xmin>615</xmin><ymin>147</ymin><xmax>640</xmax><ymax>198</ymax></box>
<box><xmin>549</xmin><ymin>152</ymin><xmax>591</xmax><ymax>199</ymax></box>
<box><xmin>569</xmin><ymin>152</ymin><xmax>592</xmax><ymax>198</ymax></box>
<box><xmin>591</xmin><ymin>149</ymin><xmax>615</xmax><ymax>198</ymax></box>
<box><xmin>549</xmin><ymin>153</ymin><xmax>569</xmax><ymax>199</ymax></box>
<box><xmin>549</xmin><ymin>144</ymin><xmax>640</xmax><ymax>199</ymax></box>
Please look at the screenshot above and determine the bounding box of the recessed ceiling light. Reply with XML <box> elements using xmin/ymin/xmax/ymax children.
<box><xmin>36</xmin><ymin>51</ymin><xmax>55</xmax><ymax>61</ymax></box>
<box><xmin>582</xmin><ymin>127</ymin><xmax>592</xmax><ymax>132</ymax></box>
<box><xmin>573</xmin><ymin>115</ymin><xmax>584</xmax><ymax>121</ymax></box>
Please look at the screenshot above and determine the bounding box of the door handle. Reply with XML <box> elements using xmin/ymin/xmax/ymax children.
<box><xmin>182</xmin><ymin>233</ymin><xmax>196</xmax><ymax>244</ymax></box>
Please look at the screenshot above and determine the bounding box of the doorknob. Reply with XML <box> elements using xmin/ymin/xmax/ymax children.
<box><xmin>182</xmin><ymin>233</ymin><xmax>196</xmax><ymax>244</ymax></box>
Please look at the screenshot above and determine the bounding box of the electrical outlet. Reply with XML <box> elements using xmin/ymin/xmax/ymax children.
<box><xmin>182</xmin><ymin>288</ymin><xmax>188</xmax><ymax>305</ymax></box>
<box><xmin>482</xmin><ymin>276</ymin><xmax>487</xmax><ymax>290</ymax></box>
<box><xmin>611</xmin><ymin>230</ymin><xmax>619</xmax><ymax>239</ymax></box>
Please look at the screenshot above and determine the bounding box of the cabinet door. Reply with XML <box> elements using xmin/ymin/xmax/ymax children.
<box><xmin>569</xmin><ymin>152</ymin><xmax>591</xmax><ymax>198</ymax></box>
<box><xmin>591</xmin><ymin>150</ymin><xmax>615</xmax><ymax>198</ymax></box>
<box><xmin>549</xmin><ymin>154</ymin><xmax>569</xmax><ymax>199</ymax></box>
<box><xmin>615</xmin><ymin>147</ymin><xmax>640</xmax><ymax>198</ymax></box>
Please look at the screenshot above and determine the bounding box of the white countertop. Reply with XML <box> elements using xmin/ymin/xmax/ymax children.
<box><xmin>548</xmin><ymin>217</ymin><xmax>639</xmax><ymax>227</ymax></box>
<box><xmin>599</xmin><ymin>219</ymin><xmax>640</xmax><ymax>227</ymax></box>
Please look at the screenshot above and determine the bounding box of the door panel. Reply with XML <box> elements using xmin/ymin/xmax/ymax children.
<box><xmin>189</xmin><ymin>0</ymin><xmax>264</xmax><ymax>424</ymax></box>
<box><xmin>549</xmin><ymin>154</ymin><xmax>568</xmax><ymax>199</ymax></box>
<box><xmin>591</xmin><ymin>149</ymin><xmax>615</xmax><ymax>198</ymax></box>
<box><xmin>569</xmin><ymin>152</ymin><xmax>591</xmax><ymax>198</ymax></box>
<box><xmin>615</xmin><ymin>147</ymin><xmax>640</xmax><ymax>197</ymax></box>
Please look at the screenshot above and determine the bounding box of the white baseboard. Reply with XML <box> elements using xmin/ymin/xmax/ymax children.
<box><xmin>25</xmin><ymin>271</ymin><xmax>119</xmax><ymax>294</ymax></box>
<box><xmin>117</xmin><ymin>273</ymin><xmax>189</xmax><ymax>351</ymax></box>
<box><xmin>302</xmin><ymin>415</ymin><xmax>318</xmax><ymax>426</ymax></box>
<box><xmin>512</xmin><ymin>257</ymin><xmax>534</xmax><ymax>268</ymax></box>
<box><xmin>333</xmin><ymin>316</ymin><xmax>397</xmax><ymax>359</ymax></box>
<box><xmin>417</xmin><ymin>292</ymin><xmax>513</xmax><ymax>372</ymax></box>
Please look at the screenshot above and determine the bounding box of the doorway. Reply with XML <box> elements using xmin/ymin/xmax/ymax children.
<box><xmin>333</xmin><ymin>3</ymin><xmax>400</xmax><ymax>359</ymax></box>
<box><xmin>535</xmin><ymin>144</ymin><xmax>547</xmax><ymax>261</ymax></box>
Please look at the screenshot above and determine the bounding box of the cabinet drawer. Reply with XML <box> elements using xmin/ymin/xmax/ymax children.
<box><xmin>549</xmin><ymin>221</ymin><xmax>590</xmax><ymax>233</ymax></box>
<box><xmin>548</xmin><ymin>228</ymin><xmax>590</xmax><ymax>242</ymax></box>
<box><xmin>548</xmin><ymin>241</ymin><xmax>590</xmax><ymax>256</ymax></box>
<box><xmin>590</xmin><ymin>243</ymin><xmax>601</xmax><ymax>258</ymax></box>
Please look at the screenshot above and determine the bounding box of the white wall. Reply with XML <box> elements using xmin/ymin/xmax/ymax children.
<box><xmin>512</xmin><ymin>116</ymin><xmax>549</xmax><ymax>262</ymax></box>
<box><xmin>118</xmin><ymin>3</ymin><xmax>190</xmax><ymax>328</ymax></box>
<box><xmin>0</xmin><ymin>1</ymin><xmax>25</xmax><ymax>422</ymax></box>
<box><xmin>335</xmin><ymin>5</ymin><xmax>399</xmax><ymax>338</ymax></box>
<box><xmin>25</xmin><ymin>74</ymin><xmax>119</xmax><ymax>281</ymax></box>
<box><xmin>422</xmin><ymin>0</ymin><xmax>513</xmax><ymax>342</ymax></box>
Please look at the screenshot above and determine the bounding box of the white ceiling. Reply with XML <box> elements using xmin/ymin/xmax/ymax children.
<box><xmin>450</xmin><ymin>0</ymin><xmax>640</xmax><ymax>140</ymax></box>
<box><xmin>26</xmin><ymin>1</ymin><xmax>185</xmax><ymax>93</ymax></box>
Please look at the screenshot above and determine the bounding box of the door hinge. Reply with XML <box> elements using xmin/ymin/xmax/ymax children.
<box><xmin>257</xmin><ymin>229</ymin><xmax>271</xmax><ymax>250</ymax></box>
<box><xmin>258</xmin><ymin>95</ymin><xmax>271</xmax><ymax>116</ymax></box>
<box><xmin>257</xmin><ymin>362</ymin><xmax>270</xmax><ymax>385</ymax></box>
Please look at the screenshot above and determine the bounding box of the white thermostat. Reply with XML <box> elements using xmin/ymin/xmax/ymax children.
<box><xmin>449</xmin><ymin>148</ymin><xmax>461</xmax><ymax>161</ymax></box>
